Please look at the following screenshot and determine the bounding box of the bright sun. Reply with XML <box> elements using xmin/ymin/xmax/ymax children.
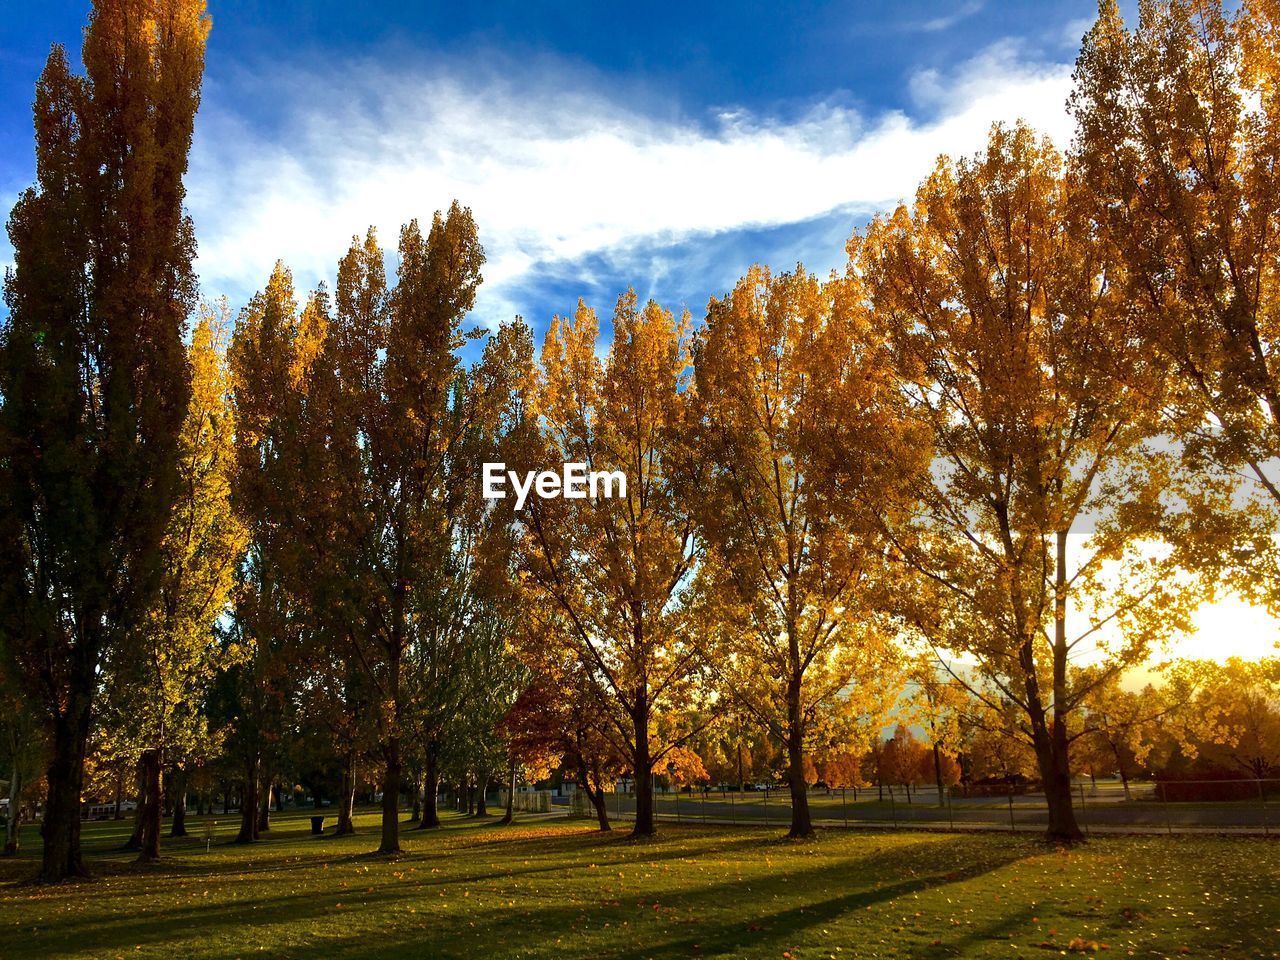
<box><xmin>1170</xmin><ymin>595</ymin><xmax>1280</xmax><ymax>663</ymax></box>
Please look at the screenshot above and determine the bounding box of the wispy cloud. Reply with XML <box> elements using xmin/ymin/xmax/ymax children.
<box><xmin>183</xmin><ymin>40</ymin><xmax>1073</xmax><ymax>329</ymax></box>
<box><xmin>919</xmin><ymin>1</ymin><xmax>985</xmax><ymax>34</ymax></box>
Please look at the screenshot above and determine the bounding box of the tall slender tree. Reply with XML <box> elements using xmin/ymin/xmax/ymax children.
<box><xmin>227</xmin><ymin>265</ymin><xmax>319</xmax><ymax>844</ymax></box>
<box><xmin>0</xmin><ymin>0</ymin><xmax>209</xmax><ymax>880</ymax></box>
<box><xmin>104</xmin><ymin>302</ymin><xmax>245</xmax><ymax>861</ymax></box>
<box><xmin>520</xmin><ymin>294</ymin><xmax>703</xmax><ymax>836</ymax></box>
<box><xmin>301</xmin><ymin>210</ymin><xmax>486</xmax><ymax>854</ymax></box>
<box><xmin>690</xmin><ymin>264</ymin><xmax>915</xmax><ymax>837</ymax></box>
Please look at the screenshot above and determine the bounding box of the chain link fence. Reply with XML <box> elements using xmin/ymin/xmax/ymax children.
<box><xmin>580</xmin><ymin>778</ymin><xmax>1280</xmax><ymax>835</ymax></box>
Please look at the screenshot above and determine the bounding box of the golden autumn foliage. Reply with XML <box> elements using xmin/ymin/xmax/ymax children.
<box><xmin>1073</xmin><ymin>0</ymin><xmax>1280</xmax><ymax>611</ymax></box>
<box><xmin>14</xmin><ymin>0</ymin><xmax>1280</xmax><ymax>880</ymax></box>
<box><xmin>689</xmin><ymin>263</ymin><xmax>918</xmax><ymax>836</ymax></box>
<box><xmin>659</xmin><ymin>746</ymin><xmax>710</xmax><ymax>788</ymax></box>
<box><xmin>102</xmin><ymin>300</ymin><xmax>247</xmax><ymax>860</ymax></box>
<box><xmin>518</xmin><ymin>292</ymin><xmax>702</xmax><ymax>836</ymax></box>
<box><xmin>856</xmin><ymin>121</ymin><xmax>1192</xmax><ymax>840</ymax></box>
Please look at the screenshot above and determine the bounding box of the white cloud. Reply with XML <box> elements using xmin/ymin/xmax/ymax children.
<box><xmin>919</xmin><ymin>0</ymin><xmax>985</xmax><ymax>34</ymax></box>
<box><xmin>188</xmin><ymin>42</ymin><xmax>1075</xmax><ymax>326</ymax></box>
<box><xmin>1059</xmin><ymin>16</ymin><xmax>1097</xmax><ymax>50</ymax></box>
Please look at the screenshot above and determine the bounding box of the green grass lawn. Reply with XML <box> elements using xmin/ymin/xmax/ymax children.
<box><xmin>1</xmin><ymin>809</ymin><xmax>1276</xmax><ymax>959</ymax></box>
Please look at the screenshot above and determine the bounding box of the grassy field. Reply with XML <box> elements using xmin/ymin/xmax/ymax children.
<box><xmin>1</xmin><ymin>809</ymin><xmax>1277</xmax><ymax>959</ymax></box>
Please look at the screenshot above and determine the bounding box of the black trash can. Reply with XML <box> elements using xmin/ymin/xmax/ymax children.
<box><xmin>310</xmin><ymin>815</ymin><xmax>325</xmax><ymax>835</ymax></box>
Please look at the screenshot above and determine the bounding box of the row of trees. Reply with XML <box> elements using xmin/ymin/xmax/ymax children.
<box><xmin>5</xmin><ymin>0</ymin><xmax>1280</xmax><ymax>880</ymax></box>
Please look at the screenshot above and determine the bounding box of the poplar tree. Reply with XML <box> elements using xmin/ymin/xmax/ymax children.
<box><xmin>227</xmin><ymin>265</ymin><xmax>318</xmax><ymax>844</ymax></box>
<box><xmin>306</xmin><ymin>209</ymin><xmax>485</xmax><ymax>854</ymax></box>
<box><xmin>0</xmin><ymin>0</ymin><xmax>209</xmax><ymax>880</ymax></box>
<box><xmin>103</xmin><ymin>302</ymin><xmax>245</xmax><ymax>861</ymax></box>
<box><xmin>520</xmin><ymin>293</ymin><xmax>702</xmax><ymax>836</ymax></box>
<box><xmin>690</xmin><ymin>265</ymin><xmax>916</xmax><ymax>837</ymax></box>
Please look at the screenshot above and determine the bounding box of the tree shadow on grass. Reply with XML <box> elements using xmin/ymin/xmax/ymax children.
<box><xmin>0</xmin><ymin>827</ymin><xmax>1038</xmax><ymax>960</ymax></box>
<box><xmin>8</xmin><ymin>827</ymin><xmax>813</xmax><ymax>944</ymax></box>
<box><xmin>304</xmin><ymin>835</ymin><xmax>1032</xmax><ymax>960</ymax></box>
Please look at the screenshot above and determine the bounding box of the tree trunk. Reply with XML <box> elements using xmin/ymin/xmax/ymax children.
<box><xmin>3</xmin><ymin>760</ymin><xmax>22</xmax><ymax>856</ymax></box>
<box><xmin>585</xmin><ymin>770</ymin><xmax>611</xmax><ymax>832</ymax></box>
<box><xmin>1039</xmin><ymin>731</ymin><xmax>1082</xmax><ymax>842</ymax></box>
<box><xmin>235</xmin><ymin>758</ymin><xmax>258</xmax><ymax>843</ymax></box>
<box><xmin>1039</xmin><ymin>530</ymin><xmax>1084</xmax><ymax>843</ymax></box>
<box><xmin>40</xmin><ymin>701</ymin><xmax>93</xmax><ymax>881</ymax></box>
<box><xmin>256</xmin><ymin>767</ymin><xmax>273</xmax><ymax>834</ymax></box>
<box><xmin>933</xmin><ymin>743</ymin><xmax>946</xmax><ymax>808</ymax></box>
<box><xmin>475</xmin><ymin>768</ymin><xmax>490</xmax><ymax>817</ymax></box>
<box><xmin>378</xmin><ymin>739</ymin><xmax>402</xmax><ymax>853</ymax></box>
<box><xmin>169</xmin><ymin>769</ymin><xmax>188</xmax><ymax>838</ymax></box>
<box><xmin>122</xmin><ymin>757</ymin><xmax>146</xmax><ymax>851</ymax></box>
<box><xmin>113</xmin><ymin>771</ymin><xmax>123</xmax><ymax>820</ymax></box>
<box><xmin>336</xmin><ymin>752</ymin><xmax>356</xmax><ymax>835</ymax></box>
<box><xmin>136</xmin><ymin>748</ymin><xmax>163</xmax><ymax>862</ymax></box>
<box><xmin>410</xmin><ymin>773</ymin><xmax>422</xmax><ymax>823</ymax></box>
<box><xmin>499</xmin><ymin>760</ymin><xmax>516</xmax><ymax>825</ymax></box>
<box><xmin>376</xmin><ymin>627</ymin><xmax>403</xmax><ymax>854</ymax></box>
<box><xmin>590</xmin><ymin>785</ymin><xmax>610</xmax><ymax>831</ymax></box>
<box><xmin>632</xmin><ymin>694</ymin><xmax>655</xmax><ymax>837</ymax></box>
<box><xmin>416</xmin><ymin>746</ymin><xmax>440</xmax><ymax>829</ymax></box>
<box><xmin>785</xmin><ymin>673</ymin><xmax>814</xmax><ymax>839</ymax></box>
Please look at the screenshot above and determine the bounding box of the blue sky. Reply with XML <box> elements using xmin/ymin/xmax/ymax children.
<box><xmin>2</xmin><ymin>1</ymin><xmax>1104</xmax><ymax>342</ymax></box>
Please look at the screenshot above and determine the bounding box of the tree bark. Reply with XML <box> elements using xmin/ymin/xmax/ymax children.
<box><xmin>416</xmin><ymin>745</ymin><xmax>440</xmax><ymax>829</ymax></box>
<box><xmin>169</xmin><ymin>768</ymin><xmax>188</xmax><ymax>838</ymax></box>
<box><xmin>410</xmin><ymin>772</ymin><xmax>422</xmax><ymax>824</ymax></box>
<box><xmin>335</xmin><ymin>751</ymin><xmax>356</xmax><ymax>835</ymax></box>
<box><xmin>40</xmin><ymin>700</ymin><xmax>93</xmax><ymax>881</ymax></box>
<box><xmin>3</xmin><ymin>760</ymin><xmax>22</xmax><ymax>856</ymax></box>
<box><xmin>785</xmin><ymin>672</ymin><xmax>814</xmax><ymax>838</ymax></box>
<box><xmin>632</xmin><ymin>693</ymin><xmax>655</xmax><ymax>837</ymax></box>
<box><xmin>1038</xmin><ymin>724</ymin><xmax>1082</xmax><ymax>842</ymax></box>
<box><xmin>256</xmin><ymin>767</ymin><xmax>273</xmax><ymax>834</ymax></box>
<box><xmin>1109</xmin><ymin>741</ymin><xmax>1133</xmax><ymax>801</ymax></box>
<box><xmin>378</xmin><ymin>737</ymin><xmax>402</xmax><ymax>853</ymax></box>
<box><xmin>235</xmin><ymin>758</ymin><xmax>259</xmax><ymax>843</ymax></box>
<box><xmin>590</xmin><ymin>785</ymin><xmax>610</xmax><ymax>831</ymax></box>
<box><xmin>137</xmin><ymin>748</ymin><xmax>163</xmax><ymax>862</ymax></box>
<box><xmin>122</xmin><ymin>757</ymin><xmax>146</xmax><ymax>851</ymax></box>
<box><xmin>583</xmin><ymin>767</ymin><xmax>611</xmax><ymax>832</ymax></box>
<box><xmin>933</xmin><ymin>743</ymin><xmax>946</xmax><ymax>808</ymax></box>
<box><xmin>475</xmin><ymin>768</ymin><xmax>490</xmax><ymax>817</ymax></box>
<box><xmin>376</xmin><ymin>620</ymin><xmax>403</xmax><ymax>853</ymax></box>
<box><xmin>1035</xmin><ymin>529</ymin><xmax>1084</xmax><ymax>843</ymax></box>
<box><xmin>499</xmin><ymin>760</ymin><xmax>516</xmax><ymax>825</ymax></box>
